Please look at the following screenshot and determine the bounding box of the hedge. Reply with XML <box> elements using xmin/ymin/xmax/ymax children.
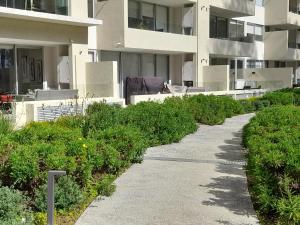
<box><xmin>244</xmin><ymin>106</ymin><xmax>300</xmax><ymax>225</ymax></box>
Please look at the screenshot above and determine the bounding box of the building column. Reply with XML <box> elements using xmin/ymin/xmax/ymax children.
<box><xmin>196</xmin><ymin>0</ymin><xmax>210</xmax><ymax>87</ymax></box>
<box><xmin>69</xmin><ymin>44</ymin><xmax>89</xmax><ymax>98</ymax></box>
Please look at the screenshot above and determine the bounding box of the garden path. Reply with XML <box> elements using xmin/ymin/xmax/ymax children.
<box><xmin>76</xmin><ymin>114</ymin><xmax>259</xmax><ymax>225</ymax></box>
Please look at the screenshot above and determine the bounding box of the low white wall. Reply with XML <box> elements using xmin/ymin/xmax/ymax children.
<box><xmin>12</xmin><ymin>97</ymin><xmax>125</xmax><ymax>128</ymax></box>
<box><xmin>86</xmin><ymin>61</ymin><xmax>119</xmax><ymax>98</ymax></box>
<box><xmin>130</xmin><ymin>89</ymin><xmax>268</xmax><ymax>105</ymax></box>
<box><xmin>240</xmin><ymin>67</ymin><xmax>293</xmax><ymax>89</ymax></box>
<box><xmin>202</xmin><ymin>65</ymin><xmax>229</xmax><ymax>91</ymax></box>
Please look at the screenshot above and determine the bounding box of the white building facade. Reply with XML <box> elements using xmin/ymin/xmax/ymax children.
<box><xmin>0</xmin><ymin>0</ymin><xmax>297</xmax><ymax>126</ymax></box>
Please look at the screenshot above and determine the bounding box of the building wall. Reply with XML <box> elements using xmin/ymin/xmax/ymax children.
<box><xmin>86</xmin><ymin>61</ymin><xmax>119</xmax><ymax>98</ymax></box>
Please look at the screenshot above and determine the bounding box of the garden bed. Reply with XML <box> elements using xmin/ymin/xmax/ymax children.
<box><xmin>243</xmin><ymin>106</ymin><xmax>300</xmax><ymax>225</ymax></box>
<box><xmin>0</xmin><ymin>88</ymin><xmax>299</xmax><ymax>225</ymax></box>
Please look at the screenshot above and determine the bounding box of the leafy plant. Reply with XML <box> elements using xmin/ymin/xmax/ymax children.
<box><xmin>0</xmin><ymin>186</ymin><xmax>32</xmax><ymax>225</ymax></box>
<box><xmin>34</xmin><ymin>176</ymin><xmax>83</xmax><ymax>212</ymax></box>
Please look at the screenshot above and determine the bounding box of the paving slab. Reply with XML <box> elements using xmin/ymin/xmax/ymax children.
<box><xmin>76</xmin><ymin>114</ymin><xmax>259</xmax><ymax>225</ymax></box>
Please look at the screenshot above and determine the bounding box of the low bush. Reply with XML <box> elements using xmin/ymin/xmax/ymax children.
<box><xmin>244</xmin><ymin>106</ymin><xmax>300</xmax><ymax>225</ymax></box>
<box><xmin>0</xmin><ymin>115</ymin><xmax>12</xmax><ymax>135</ymax></box>
<box><xmin>184</xmin><ymin>95</ymin><xmax>226</xmax><ymax>125</ymax></box>
<box><xmin>94</xmin><ymin>125</ymin><xmax>148</xmax><ymax>163</ymax></box>
<box><xmin>118</xmin><ymin>101</ymin><xmax>197</xmax><ymax>145</ymax></box>
<box><xmin>262</xmin><ymin>91</ymin><xmax>295</xmax><ymax>106</ymax></box>
<box><xmin>83</xmin><ymin>103</ymin><xmax>121</xmax><ymax>137</ymax></box>
<box><xmin>0</xmin><ymin>186</ymin><xmax>32</xmax><ymax>225</ymax></box>
<box><xmin>34</xmin><ymin>176</ymin><xmax>84</xmax><ymax>212</ymax></box>
<box><xmin>239</xmin><ymin>99</ymin><xmax>256</xmax><ymax>113</ymax></box>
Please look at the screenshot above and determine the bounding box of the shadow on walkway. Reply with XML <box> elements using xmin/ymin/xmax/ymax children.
<box><xmin>202</xmin><ymin>130</ymin><xmax>256</xmax><ymax>219</ymax></box>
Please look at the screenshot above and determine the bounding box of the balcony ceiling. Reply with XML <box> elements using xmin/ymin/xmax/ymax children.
<box><xmin>0</xmin><ymin>6</ymin><xmax>102</xmax><ymax>27</ymax></box>
<box><xmin>142</xmin><ymin>0</ymin><xmax>197</xmax><ymax>7</ymax></box>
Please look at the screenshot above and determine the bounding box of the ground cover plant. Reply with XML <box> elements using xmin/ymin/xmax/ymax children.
<box><xmin>244</xmin><ymin>106</ymin><xmax>300</xmax><ymax>225</ymax></box>
<box><xmin>0</xmin><ymin>88</ymin><xmax>298</xmax><ymax>224</ymax></box>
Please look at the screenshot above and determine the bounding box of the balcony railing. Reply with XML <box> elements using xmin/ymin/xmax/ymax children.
<box><xmin>288</xmin><ymin>42</ymin><xmax>300</xmax><ymax>49</ymax></box>
<box><xmin>0</xmin><ymin>0</ymin><xmax>69</xmax><ymax>16</ymax></box>
<box><xmin>128</xmin><ymin>17</ymin><xmax>193</xmax><ymax>35</ymax></box>
<box><xmin>210</xmin><ymin>34</ymin><xmax>255</xmax><ymax>43</ymax></box>
<box><xmin>289</xmin><ymin>5</ymin><xmax>300</xmax><ymax>14</ymax></box>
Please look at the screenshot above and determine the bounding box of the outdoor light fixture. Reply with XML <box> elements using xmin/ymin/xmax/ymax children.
<box><xmin>47</xmin><ymin>170</ymin><xmax>67</xmax><ymax>225</ymax></box>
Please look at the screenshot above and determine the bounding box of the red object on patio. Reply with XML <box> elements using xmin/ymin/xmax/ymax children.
<box><xmin>0</xmin><ymin>95</ymin><xmax>13</xmax><ymax>103</ymax></box>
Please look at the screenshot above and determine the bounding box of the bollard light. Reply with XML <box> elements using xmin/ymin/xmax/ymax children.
<box><xmin>47</xmin><ymin>170</ymin><xmax>66</xmax><ymax>225</ymax></box>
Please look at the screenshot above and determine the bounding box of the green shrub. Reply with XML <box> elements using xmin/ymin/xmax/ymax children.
<box><xmin>96</xmin><ymin>174</ymin><xmax>116</xmax><ymax>197</ymax></box>
<box><xmin>34</xmin><ymin>176</ymin><xmax>83</xmax><ymax>212</ymax></box>
<box><xmin>238</xmin><ymin>99</ymin><xmax>255</xmax><ymax>113</ymax></box>
<box><xmin>244</xmin><ymin>106</ymin><xmax>300</xmax><ymax>224</ymax></box>
<box><xmin>6</xmin><ymin>145</ymin><xmax>40</xmax><ymax>187</ymax></box>
<box><xmin>0</xmin><ymin>115</ymin><xmax>12</xmax><ymax>135</ymax></box>
<box><xmin>253</xmin><ymin>99</ymin><xmax>270</xmax><ymax>111</ymax></box>
<box><xmin>220</xmin><ymin>96</ymin><xmax>244</xmax><ymax>117</ymax></box>
<box><xmin>94</xmin><ymin>125</ymin><xmax>148</xmax><ymax>163</ymax></box>
<box><xmin>185</xmin><ymin>95</ymin><xmax>226</xmax><ymax>125</ymax></box>
<box><xmin>55</xmin><ymin>115</ymin><xmax>85</xmax><ymax>129</ymax></box>
<box><xmin>11</xmin><ymin>122</ymin><xmax>82</xmax><ymax>145</ymax></box>
<box><xmin>83</xmin><ymin>103</ymin><xmax>121</xmax><ymax>137</ymax></box>
<box><xmin>262</xmin><ymin>92</ymin><xmax>295</xmax><ymax>106</ymax></box>
<box><xmin>118</xmin><ymin>101</ymin><xmax>197</xmax><ymax>145</ymax></box>
<box><xmin>0</xmin><ymin>187</ymin><xmax>32</xmax><ymax>225</ymax></box>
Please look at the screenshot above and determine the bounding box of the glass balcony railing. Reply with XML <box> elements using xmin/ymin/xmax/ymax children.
<box><xmin>128</xmin><ymin>17</ymin><xmax>194</xmax><ymax>35</ymax></box>
<box><xmin>0</xmin><ymin>0</ymin><xmax>69</xmax><ymax>16</ymax></box>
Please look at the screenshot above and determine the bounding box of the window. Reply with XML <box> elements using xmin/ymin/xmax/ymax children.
<box><xmin>247</xmin><ymin>60</ymin><xmax>264</xmax><ymax>69</ymax></box>
<box><xmin>88</xmin><ymin>0</ymin><xmax>94</xmax><ymax>18</ymax></box>
<box><xmin>141</xmin><ymin>2</ymin><xmax>154</xmax><ymax>30</ymax></box>
<box><xmin>141</xmin><ymin>54</ymin><xmax>155</xmax><ymax>77</ymax></box>
<box><xmin>229</xmin><ymin>20</ymin><xmax>245</xmax><ymax>41</ymax></box>
<box><xmin>156</xmin><ymin>55</ymin><xmax>169</xmax><ymax>82</ymax></box>
<box><xmin>156</xmin><ymin>5</ymin><xmax>168</xmax><ymax>32</ymax></box>
<box><xmin>128</xmin><ymin>0</ymin><xmax>140</xmax><ymax>28</ymax></box>
<box><xmin>210</xmin><ymin>16</ymin><xmax>228</xmax><ymax>39</ymax></box>
<box><xmin>128</xmin><ymin>0</ymin><xmax>191</xmax><ymax>35</ymax></box>
<box><xmin>247</xmin><ymin>23</ymin><xmax>264</xmax><ymax>41</ymax></box>
<box><xmin>88</xmin><ymin>50</ymin><xmax>97</xmax><ymax>63</ymax></box>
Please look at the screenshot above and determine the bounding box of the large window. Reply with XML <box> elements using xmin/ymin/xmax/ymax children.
<box><xmin>210</xmin><ymin>16</ymin><xmax>228</xmax><ymax>39</ymax></box>
<box><xmin>156</xmin><ymin>5</ymin><xmax>168</xmax><ymax>32</ymax></box>
<box><xmin>229</xmin><ymin>19</ymin><xmax>245</xmax><ymax>41</ymax></box>
<box><xmin>247</xmin><ymin>23</ymin><xmax>264</xmax><ymax>41</ymax></box>
<box><xmin>100</xmin><ymin>51</ymin><xmax>169</xmax><ymax>83</ymax></box>
<box><xmin>0</xmin><ymin>0</ymin><xmax>68</xmax><ymax>15</ymax></box>
<box><xmin>129</xmin><ymin>0</ymin><xmax>190</xmax><ymax>35</ymax></box>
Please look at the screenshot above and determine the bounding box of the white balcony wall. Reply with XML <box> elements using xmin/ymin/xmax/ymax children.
<box><xmin>209</xmin><ymin>0</ymin><xmax>255</xmax><ymax>17</ymax></box>
<box><xmin>124</xmin><ymin>29</ymin><xmax>197</xmax><ymax>53</ymax></box>
<box><xmin>209</xmin><ymin>38</ymin><xmax>263</xmax><ymax>58</ymax></box>
<box><xmin>86</xmin><ymin>61</ymin><xmax>119</xmax><ymax>98</ymax></box>
<box><xmin>265</xmin><ymin>30</ymin><xmax>300</xmax><ymax>60</ymax></box>
<box><xmin>202</xmin><ymin>65</ymin><xmax>230</xmax><ymax>91</ymax></box>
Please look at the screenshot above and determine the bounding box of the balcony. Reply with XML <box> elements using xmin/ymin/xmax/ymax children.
<box><xmin>0</xmin><ymin>1</ymin><xmax>101</xmax><ymax>27</ymax></box>
<box><xmin>266</xmin><ymin>0</ymin><xmax>300</xmax><ymax>28</ymax></box>
<box><xmin>124</xmin><ymin>28</ymin><xmax>197</xmax><ymax>53</ymax></box>
<box><xmin>0</xmin><ymin>0</ymin><xmax>69</xmax><ymax>15</ymax></box>
<box><xmin>209</xmin><ymin>37</ymin><xmax>263</xmax><ymax>58</ymax></box>
<box><xmin>209</xmin><ymin>0</ymin><xmax>255</xmax><ymax>17</ymax></box>
<box><xmin>265</xmin><ymin>30</ymin><xmax>300</xmax><ymax>60</ymax></box>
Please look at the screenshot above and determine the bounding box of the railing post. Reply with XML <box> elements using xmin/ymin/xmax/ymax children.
<box><xmin>47</xmin><ymin>170</ymin><xmax>66</xmax><ymax>225</ymax></box>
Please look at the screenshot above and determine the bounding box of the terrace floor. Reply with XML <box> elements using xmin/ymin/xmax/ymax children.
<box><xmin>76</xmin><ymin>114</ymin><xmax>259</xmax><ymax>225</ymax></box>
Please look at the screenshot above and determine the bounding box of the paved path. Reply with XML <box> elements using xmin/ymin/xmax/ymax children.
<box><xmin>76</xmin><ymin>114</ymin><xmax>259</xmax><ymax>225</ymax></box>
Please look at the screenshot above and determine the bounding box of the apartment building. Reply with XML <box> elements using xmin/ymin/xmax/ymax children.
<box><xmin>0</xmin><ymin>0</ymin><xmax>297</xmax><ymax>125</ymax></box>
<box><xmin>87</xmin><ymin>0</ymin><xmax>294</xmax><ymax>101</ymax></box>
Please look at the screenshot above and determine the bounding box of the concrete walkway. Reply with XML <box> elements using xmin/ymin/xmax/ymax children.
<box><xmin>76</xmin><ymin>114</ymin><xmax>259</xmax><ymax>225</ymax></box>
